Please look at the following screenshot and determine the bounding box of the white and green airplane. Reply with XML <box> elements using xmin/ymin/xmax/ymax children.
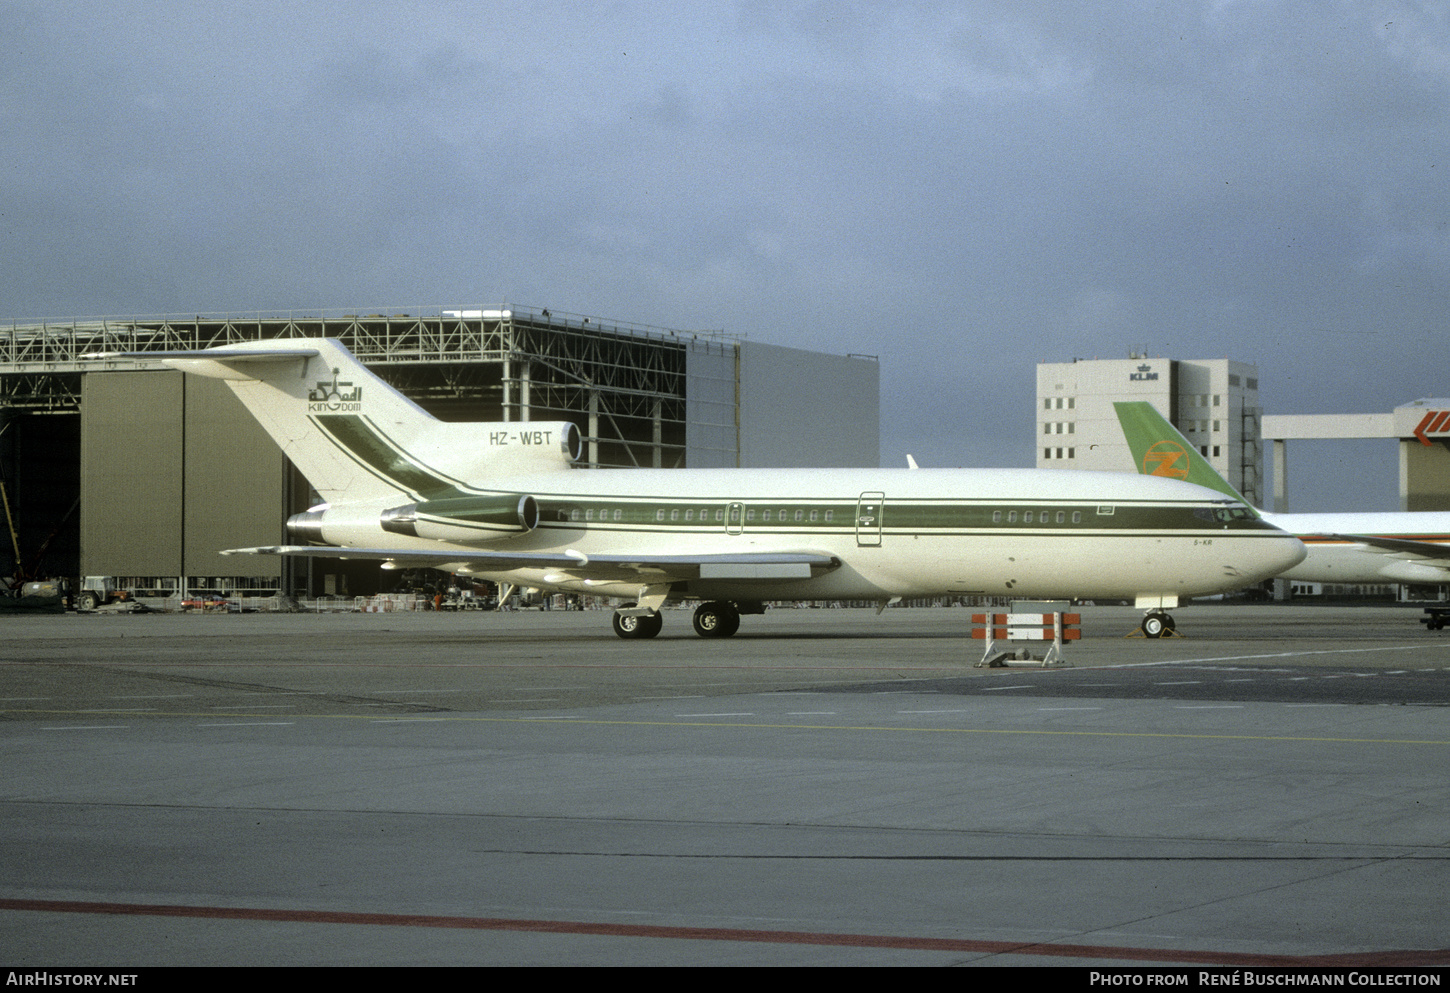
<box><xmin>108</xmin><ymin>339</ymin><xmax>1305</xmax><ymax>638</ymax></box>
<box><xmin>1115</xmin><ymin>401</ymin><xmax>1450</xmax><ymax>595</ymax></box>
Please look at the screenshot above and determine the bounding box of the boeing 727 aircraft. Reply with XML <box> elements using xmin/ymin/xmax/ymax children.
<box><xmin>1116</xmin><ymin>401</ymin><xmax>1450</xmax><ymax>619</ymax></box>
<box><xmin>97</xmin><ymin>340</ymin><xmax>1305</xmax><ymax>638</ymax></box>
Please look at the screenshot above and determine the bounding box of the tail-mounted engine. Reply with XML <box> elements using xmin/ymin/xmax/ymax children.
<box><xmin>379</xmin><ymin>493</ymin><xmax>540</xmax><ymax>542</ymax></box>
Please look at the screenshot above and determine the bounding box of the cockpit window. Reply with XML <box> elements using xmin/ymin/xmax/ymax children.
<box><xmin>1193</xmin><ymin>503</ymin><xmax>1255</xmax><ymax>523</ymax></box>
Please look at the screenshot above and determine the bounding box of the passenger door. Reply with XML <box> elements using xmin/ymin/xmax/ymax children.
<box><xmin>855</xmin><ymin>491</ymin><xmax>884</xmax><ymax>547</ymax></box>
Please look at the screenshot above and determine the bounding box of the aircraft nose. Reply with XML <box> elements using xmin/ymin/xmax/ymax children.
<box><xmin>1269</xmin><ymin>530</ymin><xmax>1308</xmax><ymax>573</ymax></box>
<box><xmin>1224</xmin><ymin>524</ymin><xmax>1306</xmax><ymax>589</ymax></box>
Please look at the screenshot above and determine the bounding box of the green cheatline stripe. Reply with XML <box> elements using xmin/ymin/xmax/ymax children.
<box><xmin>312</xmin><ymin>414</ymin><xmax>467</xmax><ymax>499</ymax></box>
<box><xmin>518</xmin><ymin>500</ymin><xmax>1283</xmax><ymax>533</ymax></box>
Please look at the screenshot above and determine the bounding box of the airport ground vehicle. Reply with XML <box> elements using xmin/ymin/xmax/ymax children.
<box><xmin>74</xmin><ymin>576</ymin><xmax>133</xmax><ymax>611</ymax></box>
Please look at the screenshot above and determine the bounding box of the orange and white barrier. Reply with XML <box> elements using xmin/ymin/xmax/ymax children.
<box><xmin>971</xmin><ymin>612</ymin><xmax>1081</xmax><ymax>641</ymax></box>
<box><xmin>972</xmin><ymin>612</ymin><xmax>1079</xmax><ymax>667</ymax></box>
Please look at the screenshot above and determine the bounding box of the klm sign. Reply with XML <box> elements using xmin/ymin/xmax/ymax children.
<box><xmin>1129</xmin><ymin>364</ymin><xmax>1159</xmax><ymax>382</ymax></box>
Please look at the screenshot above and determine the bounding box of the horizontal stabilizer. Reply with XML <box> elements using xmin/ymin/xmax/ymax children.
<box><xmin>109</xmin><ymin>348</ymin><xmax>320</xmax><ymax>362</ymax></box>
<box><xmin>97</xmin><ymin>348</ymin><xmax>320</xmax><ymax>382</ymax></box>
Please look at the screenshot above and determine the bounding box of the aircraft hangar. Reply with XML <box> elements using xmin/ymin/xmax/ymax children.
<box><xmin>0</xmin><ymin>306</ymin><xmax>879</xmax><ymax>597</ymax></box>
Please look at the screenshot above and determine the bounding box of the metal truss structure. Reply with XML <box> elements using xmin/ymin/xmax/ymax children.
<box><xmin>0</xmin><ymin>305</ymin><xmax>742</xmax><ymax>468</ymax></box>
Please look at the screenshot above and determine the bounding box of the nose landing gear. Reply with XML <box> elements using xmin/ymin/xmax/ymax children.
<box><xmin>1140</xmin><ymin>611</ymin><xmax>1177</xmax><ymax>638</ymax></box>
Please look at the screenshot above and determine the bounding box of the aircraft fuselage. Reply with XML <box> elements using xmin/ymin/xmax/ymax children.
<box><xmin>303</xmin><ymin>466</ymin><xmax>1304</xmax><ymax>603</ymax></box>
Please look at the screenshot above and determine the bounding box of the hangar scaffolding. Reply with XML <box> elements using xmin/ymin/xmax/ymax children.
<box><xmin>0</xmin><ymin>305</ymin><xmax>741</xmax><ymax>469</ymax></box>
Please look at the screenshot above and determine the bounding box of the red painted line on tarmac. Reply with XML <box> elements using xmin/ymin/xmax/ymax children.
<box><xmin>2</xmin><ymin>898</ymin><xmax>1445</xmax><ymax>966</ymax></box>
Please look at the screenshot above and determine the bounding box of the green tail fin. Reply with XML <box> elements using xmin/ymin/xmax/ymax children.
<box><xmin>1112</xmin><ymin>401</ymin><xmax>1253</xmax><ymax>507</ymax></box>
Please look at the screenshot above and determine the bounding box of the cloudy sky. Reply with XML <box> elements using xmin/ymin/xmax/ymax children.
<box><xmin>5</xmin><ymin>1</ymin><xmax>1448</xmax><ymax>510</ymax></box>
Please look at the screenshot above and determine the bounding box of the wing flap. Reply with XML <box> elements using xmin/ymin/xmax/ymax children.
<box><xmin>223</xmin><ymin>545</ymin><xmax>839</xmax><ymax>581</ymax></box>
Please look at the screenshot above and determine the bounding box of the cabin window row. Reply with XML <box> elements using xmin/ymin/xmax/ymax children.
<box><xmin>991</xmin><ymin>510</ymin><xmax>1084</xmax><ymax>524</ymax></box>
<box><xmin>742</xmin><ymin>509</ymin><xmax>835</xmax><ymax>523</ymax></box>
<box><xmin>559</xmin><ymin>507</ymin><xmax>839</xmax><ymax>523</ymax></box>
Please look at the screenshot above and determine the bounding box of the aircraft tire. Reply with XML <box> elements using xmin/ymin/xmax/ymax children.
<box><xmin>692</xmin><ymin>601</ymin><xmax>740</xmax><ymax>638</ymax></box>
<box><xmin>1141</xmin><ymin>613</ymin><xmax>1166</xmax><ymax>639</ymax></box>
<box><xmin>612</xmin><ymin>607</ymin><xmax>662</xmax><ymax>639</ymax></box>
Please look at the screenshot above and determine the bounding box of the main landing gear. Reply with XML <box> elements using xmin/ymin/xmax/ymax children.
<box><xmin>691</xmin><ymin>601</ymin><xmax>740</xmax><ymax>638</ymax></box>
<box><xmin>611</xmin><ymin>606</ymin><xmax>662</xmax><ymax>639</ymax></box>
<box><xmin>610</xmin><ymin>600</ymin><xmax>749</xmax><ymax>639</ymax></box>
<box><xmin>1140</xmin><ymin>611</ymin><xmax>1177</xmax><ymax>639</ymax></box>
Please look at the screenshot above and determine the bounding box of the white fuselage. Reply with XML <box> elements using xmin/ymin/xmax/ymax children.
<box><xmin>1262</xmin><ymin>510</ymin><xmax>1450</xmax><ymax>584</ymax></box>
<box><xmin>314</xmin><ymin>466</ymin><xmax>1306</xmax><ymax>602</ymax></box>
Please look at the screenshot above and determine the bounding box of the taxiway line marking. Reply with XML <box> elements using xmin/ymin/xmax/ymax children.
<box><xmin>1116</xmin><ymin>644</ymin><xmax>1450</xmax><ymax>667</ymax></box>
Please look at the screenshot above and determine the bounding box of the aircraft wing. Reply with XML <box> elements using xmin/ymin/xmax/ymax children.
<box><xmin>222</xmin><ymin>545</ymin><xmax>841</xmax><ymax>581</ymax></box>
<box><xmin>1307</xmin><ymin>533</ymin><xmax>1450</xmax><ymax>561</ymax></box>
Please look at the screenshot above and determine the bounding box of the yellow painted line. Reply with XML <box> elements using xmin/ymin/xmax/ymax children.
<box><xmin>4</xmin><ymin>708</ymin><xmax>1449</xmax><ymax>745</ymax></box>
